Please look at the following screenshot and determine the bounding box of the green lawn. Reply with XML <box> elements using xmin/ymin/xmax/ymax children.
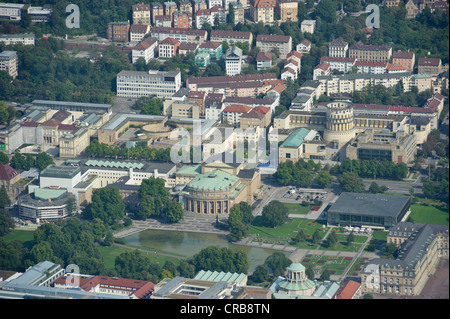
<box><xmin>2</xmin><ymin>229</ymin><xmax>36</xmax><ymax>250</ymax></box>
<box><xmin>408</xmin><ymin>204</ymin><xmax>449</xmax><ymax>225</ymax></box>
<box><xmin>249</xmin><ymin>217</ymin><xmax>328</xmax><ymax>248</ymax></box>
<box><xmin>282</xmin><ymin>202</ymin><xmax>312</xmax><ymax>215</ymax></box>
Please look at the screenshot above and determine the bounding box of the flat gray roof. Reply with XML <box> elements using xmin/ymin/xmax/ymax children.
<box><xmin>328</xmin><ymin>192</ymin><xmax>410</xmax><ymax>217</ymax></box>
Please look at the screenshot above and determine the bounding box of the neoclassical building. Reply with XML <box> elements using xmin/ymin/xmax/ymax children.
<box><xmin>178</xmin><ymin>154</ymin><xmax>261</xmax><ymax>214</ymax></box>
<box><xmin>276</xmin><ymin>263</ymin><xmax>316</xmax><ymax>296</ymax></box>
<box><xmin>360</xmin><ymin>222</ymin><xmax>448</xmax><ymax>297</ymax></box>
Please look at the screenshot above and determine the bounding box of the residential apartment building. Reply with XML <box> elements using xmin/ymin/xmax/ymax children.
<box><xmin>27</xmin><ymin>6</ymin><xmax>52</xmax><ymax>23</ymax></box>
<box><xmin>179</xmin><ymin>1</ymin><xmax>193</xmax><ymax>13</ymax></box>
<box><xmin>319</xmin><ymin>56</ymin><xmax>356</xmax><ymax>74</ymax></box>
<box><xmin>296</xmin><ymin>39</ymin><xmax>311</xmax><ymax>55</ymax></box>
<box><xmin>222</xmin><ymin>104</ymin><xmax>252</xmax><ymax>126</ymax></box>
<box><xmin>193</xmin><ymin>0</ymin><xmax>208</xmax><ymax>13</ymax></box>
<box><xmin>249</xmin><ymin>0</ymin><xmax>276</xmax><ymax>24</ymax></box>
<box><xmin>301</xmin><ymin>20</ymin><xmax>316</xmax><ymax>34</ymax></box>
<box><xmin>392</xmin><ymin>51</ymin><xmax>415</xmax><ymax>72</ymax></box>
<box><xmin>256</xmin><ymin>52</ymin><xmax>273</xmax><ymax>71</ymax></box>
<box><xmin>316</xmin><ymin>72</ymin><xmax>410</xmax><ymax>96</ymax></box>
<box><xmin>240</xmin><ymin>105</ymin><xmax>271</xmax><ymax>129</ymax></box>
<box><xmin>149</xmin><ymin>27</ymin><xmax>208</xmax><ymax>45</ymax></box>
<box><xmin>256</xmin><ymin>34</ymin><xmax>292</xmax><ymax>58</ymax></box>
<box><xmin>0</xmin><ymin>33</ymin><xmax>35</xmax><ymax>46</ymax></box>
<box><xmin>164</xmin><ymin>1</ymin><xmax>178</xmax><ymax>16</ymax></box>
<box><xmin>349</xmin><ymin>41</ymin><xmax>392</xmax><ymax>62</ymax></box>
<box><xmin>405</xmin><ymin>0</ymin><xmax>419</xmax><ymax>19</ymax></box>
<box><xmin>132</xmin><ymin>37</ymin><xmax>158</xmax><ymax>64</ymax></box>
<box><xmin>328</xmin><ymin>39</ymin><xmax>348</xmax><ymax>58</ymax></box>
<box><xmin>0</xmin><ymin>50</ymin><xmax>18</xmax><ymax>79</ymax></box>
<box><xmin>276</xmin><ymin>0</ymin><xmax>298</xmax><ymax>22</ymax></box>
<box><xmin>418</xmin><ymin>57</ymin><xmax>442</xmax><ymax>75</ymax></box>
<box><xmin>107</xmin><ymin>21</ymin><xmax>130</xmax><ymax>42</ymax></box>
<box><xmin>116</xmin><ymin>70</ymin><xmax>182</xmax><ymax>99</ymax></box>
<box><xmin>154</xmin><ymin>15</ymin><xmax>172</xmax><ymax>27</ymax></box>
<box><xmin>151</xmin><ymin>2</ymin><xmax>164</xmax><ymax>24</ymax></box>
<box><xmin>198</xmin><ymin>41</ymin><xmax>223</xmax><ymax>60</ymax></box>
<box><xmin>210</xmin><ymin>30</ymin><xmax>253</xmax><ymax>46</ymax></box>
<box><xmin>129</xmin><ymin>24</ymin><xmax>150</xmax><ymax>43</ymax></box>
<box><xmin>355</xmin><ymin>61</ymin><xmax>389</xmax><ymax>74</ymax></box>
<box><xmin>173</xmin><ymin>10</ymin><xmax>192</xmax><ymax>28</ymax></box>
<box><xmin>224</xmin><ymin>45</ymin><xmax>243</xmax><ymax>76</ymax></box>
<box><xmin>195</xmin><ymin>5</ymin><xmax>227</xmax><ymax>28</ymax></box>
<box><xmin>132</xmin><ymin>3</ymin><xmax>151</xmax><ymax>25</ymax></box>
<box><xmin>158</xmin><ymin>37</ymin><xmax>180</xmax><ymax>58</ymax></box>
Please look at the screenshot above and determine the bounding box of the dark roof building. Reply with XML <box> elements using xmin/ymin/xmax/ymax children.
<box><xmin>327</xmin><ymin>192</ymin><xmax>411</xmax><ymax>229</ymax></box>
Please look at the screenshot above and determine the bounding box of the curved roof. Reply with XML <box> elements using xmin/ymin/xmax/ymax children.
<box><xmin>187</xmin><ymin>169</ymin><xmax>240</xmax><ymax>191</ymax></box>
<box><xmin>288</xmin><ymin>263</ymin><xmax>305</xmax><ymax>272</ymax></box>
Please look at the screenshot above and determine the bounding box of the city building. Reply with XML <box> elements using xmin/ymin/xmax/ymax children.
<box><xmin>239</xmin><ymin>105</ymin><xmax>271</xmax><ymax>129</ymax></box>
<box><xmin>195</xmin><ymin>5</ymin><xmax>227</xmax><ymax>28</ymax></box>
<box><xmin>256</xmin><ymin>52</ymin><xmax>273</xmax><ymax>71</ymax></box>
<box><xmin>193</xmin><ymin>0</ymin><xmax>208</xmax><ymax>13</ymax></box>
<box><xmin>27</xmin><ymin>5</ymin><xmax>52</xmax><ymax>22</ymax></box>
<box><xmin>346</xmin><ymin>128</ymin><xmax>417</xmax><ymax>164</ymax></box>
<box><xmin>132</xmin><ymin>37</ymin><xmax>158</xmax><ymax>64</ymax></box>
<box><xmin>151</xmin><ymin>2</ymin><xmax>164</xmax><ymax>24</ymax></box>
<box><xmin>210</xmin><ymin>30</ymin><xmax>253</xmax><ymax>46</ymax></box>
<box><xmin>249</xmin><ymin>0</ymin><xmax>276</xmax><ymax>23</ymax></box>
<box><xmin>107</xmin><ymin>21</ymin><xmax>130</xmax><ymax>42</ymax></box>
<box><xmin>296</xmin><ymin>39</ymin><xmax>311</xmax><ymax>55</ymax></box>
<box><xmin>271</xmin><ymin>263</ymin><xmax>316</xmax><ymax>297</ymax></box>
<box><xmin>313</xmin><ymin>63</ymin><xmax>331</xmax><ymax>80</ymax></box>
<box><xmin>224</xmin><ymin>45</ymin><xmax>243</xmax><ymax>76</ymax></box>
<box><xmin>361</xmin><ymin>222</ymin><xmax>448</xmax><ymax>297</ymax></box>
<box><xmin>154</xmin><ymin>15</ymin><xmax>172</xmax><ymax>27</ymax></box>
<box><xmin>195</xmin><ymin>52</ymin><xmax>211</xmax><ymax>67</ymax></box>
<box><xmin>132</xmin><ymin>3</ymin><xmax>151</xmax><ymax>25</ymax></box>
<box><xmin>164</xmin><ymin>1</ymin><xmax>178</xmax><ymax>16</ymax></box>
<box><xmin>327</xmin><ymin>192</ymin><xmax>411</xmax><ymax>229</ymax></box>
<box><xmin>418</xmin><ymin>57</ymin><xmax>442</xmax><ymax>76</ymax></box>
<box><xmin>18</xmin><ymin>188</ymin><xmax>77</xmax><ymax>223</ymax></box>
<box><xmin>172</xmin><ymin>10</ymin><xmax>192</xmax><ymax>28</ymax></box>
<box><xmin>319</xmin><ymin>56</ymin><xmax>356</xmax><ymax>74</ymax></box>
<box><xmin>333</xmin><ymin>280</ymin><xmax>361</xmax><ymax>299</ymax></box>
<box><xmin>129</xmin><ymin>24</ymin><xmax>151</xmax><ymax>43</ymax></box>
<box><xmin>222</xmin><ymin>104</ymin><xmax>252</xmax><ymax>126</ymax></box>
<box><xmin>180</xmin><ymin>159</ymin><xmax>261</xmax><ymax>214</ymax></box>
<box><xmin>301</xmin><ymin>20</ymin><xmax>316</xmax><ymax>34</ymax></box>
<box><xmin>256</xmin><ymin>34</ymin><xmax>292</xmax><ymax>58</ymax></box>
<box><xmin>149</xmin><ymin>27</ymin><xmax>208</xmax><ymax>45</ymax></box>
<box><xmin>355</xmin><ymin>61</ymin><xmax>389</xmax><ymax>74</ymax></box>
<box><xmin>0</xmin><ymin>50</ymin><xmax>18</xmax><ymax>78</ymax></box>
<box><xmin>197</xmin><ymin>41</ymin><xmax>223</xmax><ymax>60</ymax></box>
<box><xmin>116</xmin><ymin>70</ymin><xmax>182</xmax><ymax>99</ymax></box>
<box><xmin>392</xmin><ymin>51</ymin><xmax>415</xmax><ymax>72</ymax></box>
<box><xmin>278</xmin><ymin>128</ymin><xmax>326</xmax><ymax>162</ymax></box>
<box><xmin>0</xmin><ymin>33</ymin><xmax>35</xmax><ymax>46</ymax></box>
<box><xmin>178</xmin><ymin>42</ymin><xmax>199</xmax><ymax>55</ymax></box>
<box><xmin>0</xmin><ymin>3</ymin><xmax>24</xmax><ymax>21</ymax></box>
<box><xmin>158</xmin><ymin>37</ymin><xmax>180</xmax><ymax>58</ymax></box>
<box><xmin>349</xmin><ymin>41</ymin><xmax>392</xmax><ymax>62</ymax></box>
<box><xmin>276</xmin><ymin>0</ymin><xmax>298</xmax><ymax>22</ymax></box>
<box><xmin>328</xmin><ymin>39</ymin><xmax>349</xmax><ymax>58</ymax></box>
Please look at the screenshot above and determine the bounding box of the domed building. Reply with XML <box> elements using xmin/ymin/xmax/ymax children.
<box><xmin>277</xmin><ymin>263</ymin><xmax>316</xmax><ymax>296</ymax></box>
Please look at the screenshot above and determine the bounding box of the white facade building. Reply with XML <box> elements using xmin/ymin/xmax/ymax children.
<box><xmin>116</xmin><ymin>70</ymin><xmax>182</xmax><ymax>99</ymax></box>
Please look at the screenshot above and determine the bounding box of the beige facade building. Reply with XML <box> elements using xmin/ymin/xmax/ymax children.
<box><xmin>346</xmin><ymin>129</ymin><xmax>417</xmax><ymax>164</ymax></box>
<box><xmin>0</xmin><ymin>50</ymin><xmax>18</xmax><ymax>79</ymax></box>
<box><xmin>249</xmin><ymin>0</ymin><xmax>275</xmax><ymax>23</ymax></box>
<box><xmin>361</xmin><ymin>222</ymin><xmax>448</xmax><ymax>297</ymax></box>
<box><xmin>59</xmin><ymin>128</ymin><xmax>90</xmax><ymax>158</ymax></box>
<box><xmin>132</xmin><ymin>3</ymin><xmax>151</xmax><ymax>25</ymax></box>
<box><xmin>276</xmin><ymin>0</ymin><xmax>298</xmax><ymax>22</ymax></box>
<box><xmin>392</xmin><ymin>51</ymin><xmax>415</xmax><ymax>72</ymax></box>
<box><xmin>349</xmin><ymin>41</ymin><xmax>392</xmax><ymax>62</ymax></box>
<box><xmin>418</xmin><ymin>58</ymin><xmax>442</xmax><ymax>76</ymax></box>
<box><xmin>256</xmin><ymin>34</ymin><xmax>292</xmax><ymax>58</ymax></box>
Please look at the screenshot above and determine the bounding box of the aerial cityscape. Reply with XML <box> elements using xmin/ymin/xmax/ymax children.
<box><xmin>0</xmin><ymin>0</ymin><xmax>448</xmax><ymax>306</ymax></box>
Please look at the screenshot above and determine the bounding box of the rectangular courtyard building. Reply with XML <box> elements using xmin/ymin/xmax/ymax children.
<box><xmin>327</xmin><ymin>192</ymin><xmax>410</xmax><ymax>230</ymax></box>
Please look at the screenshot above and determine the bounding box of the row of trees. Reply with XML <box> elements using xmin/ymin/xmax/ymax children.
<box><xmin>274</xmin><ymin>159</ymin><xmax>333</xmax><ymax>188</ymax></box>
<box><xmin>8</xmin><ymin>152</ymin><xmax>55</xmax><ymax>171</ymax></box>
<box><xmin>330</xmin><ymin>158</ymin><xmax>409</xmax><ymax>180</ymax></box>
<box><xmin>85</xmin><ymin>139</ymin><xmax>171</xmax><ymax>162</ymax></box>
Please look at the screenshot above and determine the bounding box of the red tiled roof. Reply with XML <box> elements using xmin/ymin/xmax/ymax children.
<box><xmin>256</xmin><ymin>51</ymin><xmax>272</xmax><ymax>61</ymax></box>
<box><xmin>0</xmin><ymin>164</ymin><xmax>19</xmax><ymax>181</ymax></box>
<box><xmin>314</xmin><ymin>62</ymin><xmax>330</xmax><ymax>70</ymax></box>
<box><xmin>223</xmin><ymin>104</ymin><xmax>252</xmax><ymax>113</ymax></box>
<box><xmin>256</xmin><ymin>34</ymin><xmax>291</xmax><ymax>43</ymax></box>
<box><xmin>386</xmin><ymin>63</ymin><xmax>407</xmax><ymax>71</ymax></box>
<box><xmin>287</xmin><ymin>50</ymin><xmax>302</xmax><ymax>60</ymax></box>
<box><xmin>160</xmin><ymin>37</ymin><xmax>179</xmax><ymax>45</ymax></box>
<box><xmin>133</xmin><ymin>37</ymin><xmax>157</xmax><ymax>50</ymax></box>
<box><xmin>199</xmin><ymin>41</ymin><xmax>221</xmax><ymax>49</ymax></box>
<box><xmin>334</xmin><ymin>280</ymin><xmax>360</xmax><ymax>299</ymax></box>
<box><xmin>392</xmin><ymin>51</ymin><xmax>415</xmax><ymax>59</ymax></box>
<box><xmin>418</xmin><ymin>58</ymin><xmax>441</xmax><ymax>66</ymax></box>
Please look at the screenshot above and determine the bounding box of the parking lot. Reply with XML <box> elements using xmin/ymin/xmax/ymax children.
<box><xmin>277</xmin><ymin>186</ymin><xmax>329</xmax><ymax>204</ymax></box>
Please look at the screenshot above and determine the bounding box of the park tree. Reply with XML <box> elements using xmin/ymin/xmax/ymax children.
<box><xmin>264</xmin><ymin>252</ymin><xmax>292</xmax><ymax>277</ymax></box>
<box><xmin>261</xmin><ymin>200</ymin><xmax>289</xmax><ymax>228</ymax></box>
<box><xmin>228</xmin><ymin>202</ymin><xmax>253</xmax><ymax>241</ymax></box>
<box><xmin>314</xmin><ymin>170</ymin><xmax>333</xmax><ymax>188</ymax></box>
<box><xmin>35</xmin><ymin>152</ymin><xmax>54</xmax><ymax>171</ymax></box>
<box><xmin>339</xmin><ymin>172</ymin><xmax>365</xmax><ymax>193</ymax></box>
<box><xmin>305</xmin><ymin>265</ymin><xmax>315</xmax><ymax>280</ymax></box>
<box><xmin>250</xmin><ymin>265</ymin><xmax>270</xmax><ymax>283</ymax></box>
<box><xmin>347</xmin><ymin>232</ymin><xmax>355</xmax><ymax>246</ymax></box>
<box><xmin>327</xmin><ymin>230</ymin><xmax>338</xmax><ymax>248</ymax></box>
<box><xmin>0</xmin><ymin>209</ymin><xmax>14</xmax><ymax>236</ymax></box>
<box><xmin>311</xmin><ymin>229</ymin><xmax>322</xmax><ymax>244</ymax></box>
<box><xmin>292</xmin><ymin>229</ymin><xmax>306</xmax><ymax>245</ymax></box>
<box><xmin>0</xmin><ymin>185</ymin><xmax>11</xmax><ymax>209</ymax></box>
<box><xmin>319</xmin><ymin>268</ymin><xmax>330</xmax><ymax>281</ymax></box>
<box><xmin>83</xmin><ymin>187</ymin><xmax>125</xmax><ymax>225</ymax></box>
